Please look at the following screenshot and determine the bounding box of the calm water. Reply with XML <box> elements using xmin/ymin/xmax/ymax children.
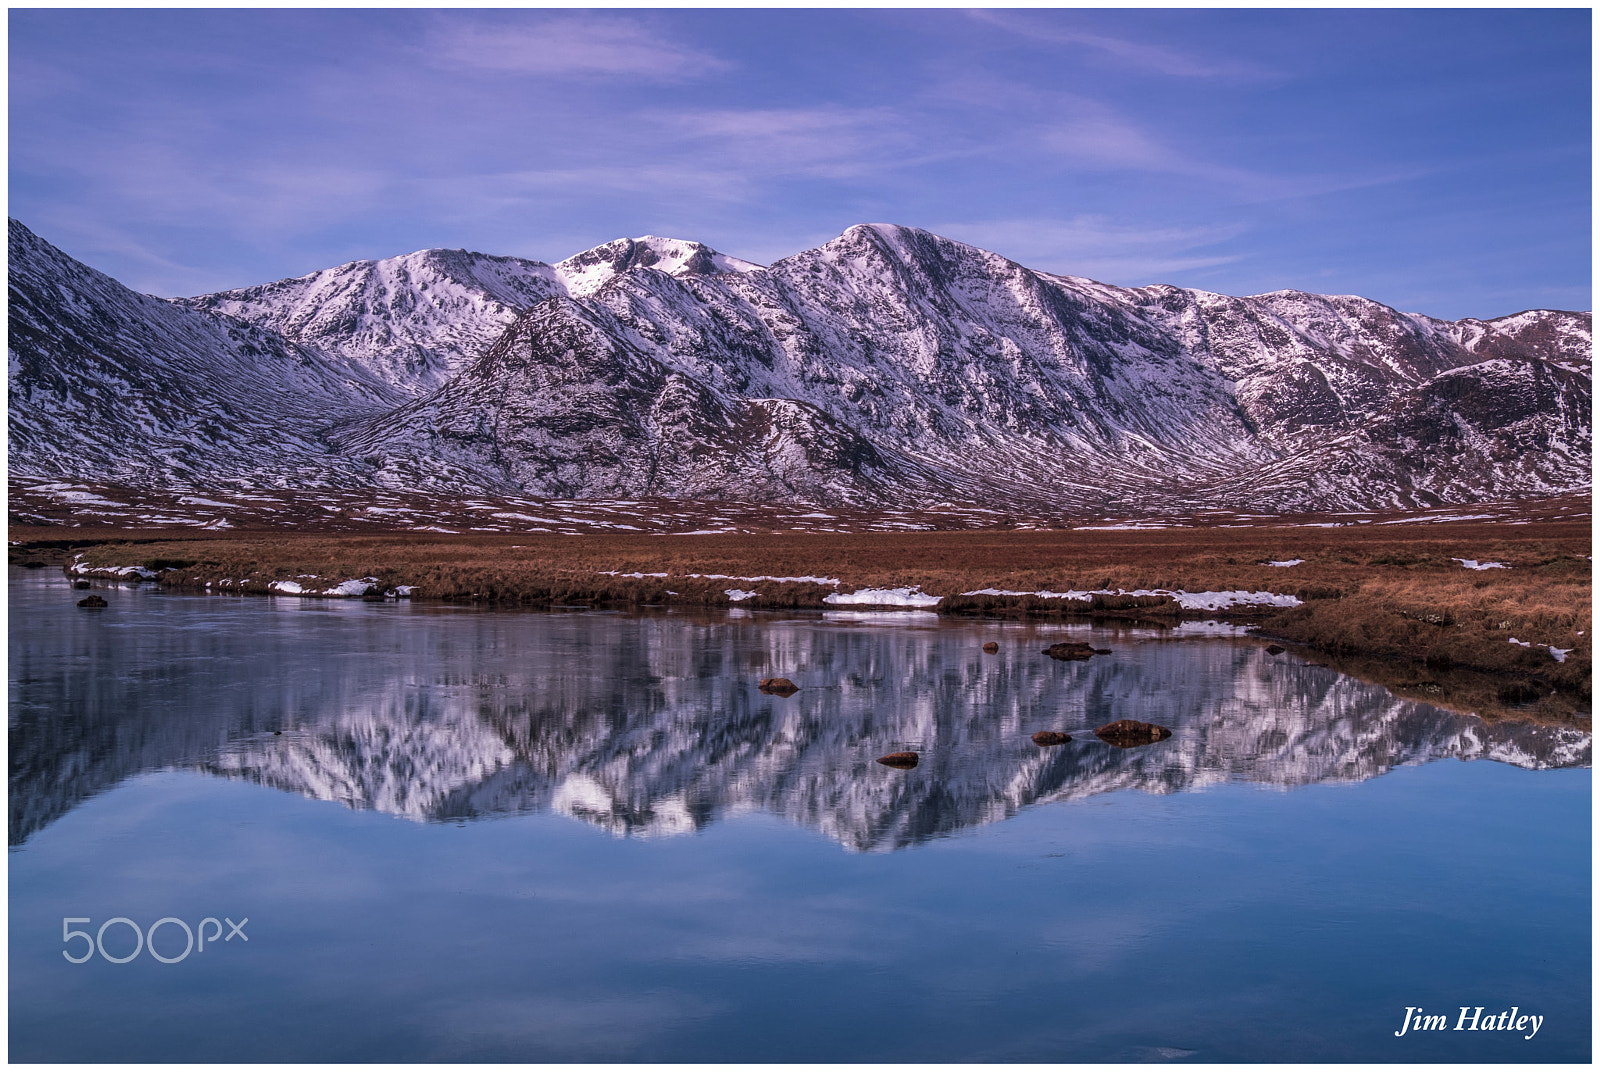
<box><xmin>8</xmin><ymin>569</ymin><xmax>1591</xmax><ymax>1062</ymax></box>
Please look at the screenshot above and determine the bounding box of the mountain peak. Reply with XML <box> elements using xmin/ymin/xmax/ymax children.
<box><xmin>10</xmin><ymin>216</ymin><xmax>1590</xmax><ymax>515</ymax></box>
<box><xmin>818</xmin><ymin>223</ymin><xmax>1004</xmax><ymax>276</ymax></box>
<box><xmin>841</xmin><ymin>222</ymin><xmax>924</xmax><ymax>242</ymax></box>
<box><xmin>555</xmin><ymin>236</ymin><xmax>763</xmax><ymax>296</ymax></box>
<box><xmin>830</xmin><ymin>222</ymin><xmax>936</xmax><ymax>254</ymax></box>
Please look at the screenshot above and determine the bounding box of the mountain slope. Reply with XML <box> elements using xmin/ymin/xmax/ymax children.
<box><xmin>10</xmin><ymin>218</ymin><xmax>1590</xmax><ymax>513</ymax></box>
<box><xmin>8</xmin><ymin>220</ymin><xmax>402</xmax><ymax>487</ymax></box>
<box><xmin>178</xmin><ymin>236</ymin><xmax>763</xmax><ymax>396</ymax></box>
<box><xmin>329</xmin><ymin>296</ymin><xmax>945</xmax><ymax>503</ymax></box>
<box><xmin>319</xmin><ymin>222</ymin><xmax>1586</xmax><ymax>510</ymax></box>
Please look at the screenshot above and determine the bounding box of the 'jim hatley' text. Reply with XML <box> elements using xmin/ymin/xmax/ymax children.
<box><xmin>1395</xmin><ymin>1007</ymin><xmax>1541</xmax><ymax>1039</ymax></box>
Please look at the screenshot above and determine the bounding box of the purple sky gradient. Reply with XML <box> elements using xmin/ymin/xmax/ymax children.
<box><xmin>9</xmin><ymin>8</ymin><xmax>1590</xmax><ymax>319</ymax></box>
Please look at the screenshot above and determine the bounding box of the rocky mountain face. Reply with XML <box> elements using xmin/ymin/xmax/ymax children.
<box><xmin>7</xmin><ymin>220</ymin><xmax>403</xmax><ymax>488</ymax></box>
<box><xmin>9</xmin><ymin>218</ymin><xmax>1589</xmax><ymax>513</ymax></box>
<box><xmin>330</xmin><ymin>296</ymin><xmax>944</xmax><ymax>502</ymax></box>
<box><xmin>176</xmin><ymin>236</ymin><xmax>763</xmax><ymax>396</ymax></box>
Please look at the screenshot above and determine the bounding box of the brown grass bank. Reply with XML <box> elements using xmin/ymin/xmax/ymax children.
<box><xmin>13</xmin><ymin>519</ymin><xmax>1590</xmax><ymax>713</ymax></box>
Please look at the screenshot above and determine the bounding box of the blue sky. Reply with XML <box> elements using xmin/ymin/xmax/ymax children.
<box><xmin>9</xmin><ymin>8</ymin><xmax>1591</xmax><ymax>319</ymax></box>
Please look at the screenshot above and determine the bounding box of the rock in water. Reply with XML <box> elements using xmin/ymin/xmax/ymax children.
<box><xmin>1095</xmin><ymin>719</ymin><xmax>1172</xmax><ymax>748</ymax></box>
<box><xmin>1031</xmin><ymin>731</ymin><xmax>1072</xmax><ymax>746</ymax></box>
<box><xmin>72</xmin><ymin>580</ymin><xmax>91</xmax><ymax>589</ymax></box>
<box><xmin>1043</xmin><ymin>642</ymin><xmax>1112</xmax><ymax>661</ymax></box>
<box><xmin>877</xmin><ymin>751</ymin><xmax>919</xmax><ymax>768</ymax></box>
<box><xmin>759</xmin><ymin>677</ymin><xmax>799</xmax><ymax>695</ymax></box>
<box><xmin>1265</xmin><ymin>644</ymin><xmax>1286</xmax><ymax>655</ymax></box>
<box><xmin>77</xmin><ymin>594</ymin><xmax>108</xmax><ymax>608</ymax></box>
<box><xmin>982</xmin><ymin>641</ymin><xmax>999</xmax><ymax>653</ymax></box>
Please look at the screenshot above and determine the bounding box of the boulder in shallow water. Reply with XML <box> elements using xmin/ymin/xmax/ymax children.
<box><xmin>1095</xmin><ymin>719</ymin><xmax>1172</xmax><ymax>748</ymax></box>
<box><xmin>1043</xmin><ymin>642</ymin><xmax>1112</xmax><ymax>661</ymax></box>
<box><xmin>77</xmin><ymin>594</ymin><xmax>108</xmax><ymax>608</ymax></box>
<box><xmin>72</xmin><ymin>579</ymin><xmax>91</xmax><ymax>589</ymax></box>
<box><xmin>982</xmin><ymin>642</ymin><xmax>999</xmax><ymax>653</ymax></box>
<box><xmin>1031</xmin><ymin>731</ymin><xmax>1072</xmax><ymax>746</ymax></box>
<box><xmin>1265</xmin><ymin>644</ymin><xmax>1286</xmax><ymax>655</ymax></box>
<box><xmin>877</xmin><ymin>751</ymin><xmax>919</xmax><ymax>768</ymax></box>
<box><xmin>759</xmin><ymin>677</ymin><xmax>799</xmax><ymax>696</ymax></box>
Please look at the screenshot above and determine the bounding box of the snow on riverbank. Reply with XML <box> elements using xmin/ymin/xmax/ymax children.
<box><xmin>691</xmin><ymin>573</ymin><xmax>842</xmax><ymax>585</ymax></box>
<box><xmin>820</xmin><ymin>586</ymin><xmax>1302</xmax><ymax>611</ymax></box>
<box><xmin>599</xmin><ymin>571</ymin><xmax>842</xmax><ymax>585</ymax></box>
<box><xmin>69</xmin><ymin>557</ymin><xmax>157</xmax><ymax>579</ymax></box>
<box><xmin>823</xmin><ymin>587</ymin><xmax>942</xmax><ymax>607</ymax></box>
<box><xmin>1172</xmin><ymin>590</ymin><xmax>1303</xmax><ymax>611</ymax></box>
<box><xmin>959</xmin><ymin>587</ymin><xmax>1302</xmax><ymax>610</ymax></box>
<box><xmin>269</xmin><ymin>577</ymin><xmax>384</xmax><ymax>597</ymax></box>
<box><xmin>1510</xmin><ymin>637</ymin><xmax>1573</xmax><ymax>663</ymax></box>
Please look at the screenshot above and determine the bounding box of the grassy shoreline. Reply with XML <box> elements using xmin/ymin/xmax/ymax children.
<box><xmin>12</xmin><ymin>520</ymin><xmax>1590</xmax><ymax>724</ymax></box>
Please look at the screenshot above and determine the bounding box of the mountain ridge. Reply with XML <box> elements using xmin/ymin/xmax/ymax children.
<box><xmin>8</xmin><ymin>217</ymin><xmax>1590</xmax><ymax>516</ymax></box>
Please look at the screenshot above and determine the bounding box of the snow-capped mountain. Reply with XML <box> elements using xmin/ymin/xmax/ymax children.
<box><xmin>8</xmin><ymin>220</ymin><xmax>403</xmax><ymax>487</ymax></box>
<box><xmin>9</xmin><ymin>218</ymin><xmax>1590</xmax><ymax>513</ymax></box>
<box><xmin>177</xmin><ymin>235</ymin><xmax>763</xmax><ymax>395</ymax></box>
<box><xmin>328</xmin><ymin>295</ymin><xmax>938</xmax><ymax>502</ymax></box>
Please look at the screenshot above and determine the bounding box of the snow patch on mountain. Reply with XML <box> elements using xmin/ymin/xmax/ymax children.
<box><xmin>10</xmin><ymin>217</ymin><xmax>1590</xmax><ymax>516</ymax></box>
<box><xmin>179</xmin><ymin>235</ymin><xmax>763</xmax><ymax>395</ymax></box>
<box><xmin>555</xmin><ymin>235</ymin><xmax>762</xmax><ymax>297</ymax></box>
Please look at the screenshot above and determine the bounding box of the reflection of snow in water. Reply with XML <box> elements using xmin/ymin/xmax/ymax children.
<box><xmin>11</xmin><ymin>573</ymin><xmax>1589</xmax><ymax>852</ymax></box>
<box><xmin>822</xmin><ymin>610</ymin><xmax>941</xmax><ymax>625</ymax></box>
<box><xmin>185</xmin><ymin>629</ymin><xmax>1599</xmax><ymax>849</ymax></box>
<box><xmin>1165</xmin><ymin>620</ymin><xmax>1256</xmax><ymax>637</ymax></box>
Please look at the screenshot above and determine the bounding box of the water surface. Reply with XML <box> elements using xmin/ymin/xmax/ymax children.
<box><xmin>9</xmin><ymin>570</ymin><xmax>1591</xmax><ymax>1061</ymax></box>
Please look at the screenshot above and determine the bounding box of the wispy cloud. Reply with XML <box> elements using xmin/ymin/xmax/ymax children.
<box><xmin>1026</xmin><ymin>93</ymin><xmax>1430</xmax><ymax>203</ymax></box>
<box><xmin>412</xmin><ymin>165</ymin><xmax>757</xmax><ymax>225</ymax></box>
<box><xmin>1038</xmin><ymin>109</ymin><xmax>1268</xmax><ymax>190</ymax></box>
<box><xmin>9</xmin><ymin>9</ymin><xmax>1580</xmax><ymax>318</ymax></box>
<box><xmin>403</xmin><ymin>102</ymin><xmax>938</xmax><ymax>239</ymax></box>
<box><xmin>930</xmin><ymin>216</ymin><xmax>1248</xmax><ymax>285</ymax></box>
<box><xmin>424</xmin><ymin>14</ymin><xmax>731</xmax><ymax>81</ymax></box>
<box><xmin>21</xmin><ymin>214</ymin><xmax>209</xmax><ymax>294</ymax></box>
<box><xmin>967</xmin><ymin>10</ymin><xmax>1274</xmax><ymax>79</ymax></box>
<box><xmin>918</xmin><ymin>75</ymin><xmax>1274</xmax><ymax>191</ymax></box>
<box><xmin>659</xmin><ymin>106</ymin><xmax>924</xmax><ymax>180</ymax></box>
<box><xmin>53</xmin><ymin>134</ymin><xmax>392</xmax><ymax>237</ymax></box>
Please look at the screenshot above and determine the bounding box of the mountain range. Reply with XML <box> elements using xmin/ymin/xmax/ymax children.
<box><xmin>8</xmin><ymin>218</ymin><xmax>1590</xmax><ymax>516</ymax></box>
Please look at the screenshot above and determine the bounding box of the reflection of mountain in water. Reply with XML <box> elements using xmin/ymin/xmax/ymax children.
<box><xmin>10</xmin><ymin>583</ymin><xmax>1591</xmax><ymax>851</ymax></box>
